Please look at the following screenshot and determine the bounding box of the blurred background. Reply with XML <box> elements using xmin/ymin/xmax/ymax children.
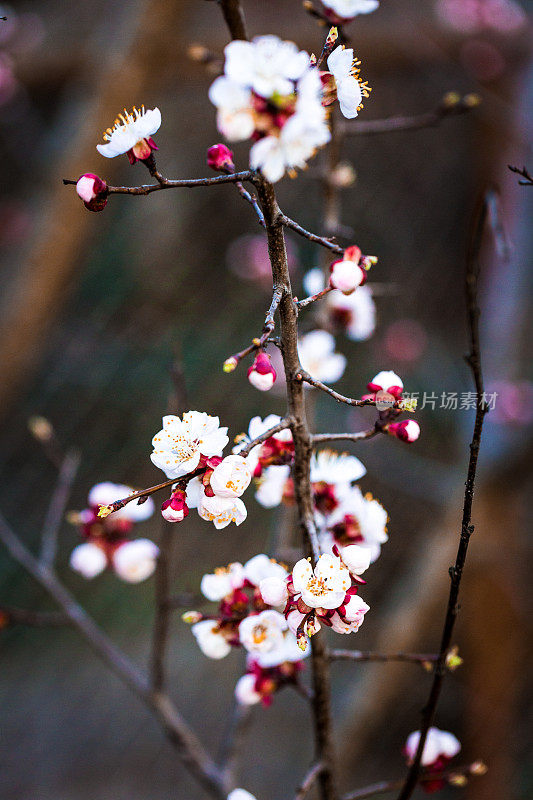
<box><xmin>0</xmin><ymin>0</ymin><xmax>532</xmax><ymax>798</ymax></box>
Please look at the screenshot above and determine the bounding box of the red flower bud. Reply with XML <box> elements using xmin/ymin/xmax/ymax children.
<box><xmin>247</xmin><ymin>352</ymin><xmax>276</xmax><ymax>392</ymax></box>
<box><xmin>76</xmin><ymin>173</ymin><xmax>108</xmax><ymax>212</ymax></box>
<box><xmin>207</xmin><ymin>144</ymin><xmax>235</xmax><ymax>173</ymax></box>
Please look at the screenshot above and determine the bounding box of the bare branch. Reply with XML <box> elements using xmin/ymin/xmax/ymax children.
<box><xmin>238</xmin><ymin>417</ymin><xmax>292</xmax><ymax>458</ymax></box>
<box><xmin>329</xmin><ymin>649</ymin><xmax>438</xmax><ymax>666</ymax></box>
<box><xmin>342</xmin><ymin>94</ymin><xmax>480</xmax><ymax>137</ymax></box>
<box><xmin>0</xmin><ymin>511</ymin><xmax>226</xmax><ymax>799</ymax></box>
<box><xmin>40</xmin><ymin>449</ymin><xmax>80</xmax><ymax>567</ymax></box>
<box><xmin>63</xmin><ymin>170</ymin><xmax>255</xmax><ymax>197</ymax></box>
<box><xmin>298</xmin><ymin>371</ymin><xmax>390</xmax><ymax>409</ymax></box>
<box><xmin>344</xmin><ymin>762</ymin><xmax>487</xmax><ymax>800</ymax></box>
<box><xmin>294</xmin><ymin>761</ymin><xmax>325</xmax><ymax>800</ymax></box>
<box><xmin>234</xmin><ymin>181</ymin><xmax>265</xmax><ymax>227</ymax></box>
<box><xmin>296</xmin><ymin>287</ymin><xmax>334</xmax><ymax>309</ymax></box>
<box><xmin>279</xmin><ymin>212</ymin><xmax>344</xmax><ymax>255</ymax></box>
<box><xmin>219</xmin><ymin>0</ymin><xmax>248</xmax><ymax>40</ymax></box>
<box><xmin>224</xmin><ymin>286</ymin><xmax>283</xmax><ymax>368</ymax></box>
<box><xmin>395</xmin><ymin>195</ymin><xmax>490</xmax><ymax>800</ymax></box>
<box><xmin>312</xmin><ymin>430</ymin><xmax>378</xmax><ymax>444</ymax></box>
<box><xmin>0</xmin><ymin>606</ymin><xmax>70</xmax><ymax>627</ymax></box>
<box><xmin>101</xmin><ymin>468</ymin><xmax>205</xmax><ymax>516</ymax></box>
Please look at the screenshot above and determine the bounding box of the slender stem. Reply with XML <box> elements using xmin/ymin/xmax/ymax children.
<box><xmin>395</xmin><ymin>197</ymin><xmax>490</xmax><ymax>800</ymax></box>
<box><xmin>344</xmin><ymin>763</ymin><xmax>486</xmax><ymax>800</ymax></box>
<box><xmin>235</xmin><ymin>181</ymin><xmax>266</xmax><ymax>227</ymax></box>
<box><xmin>299</xmin><ymin>371</ymin><xmax>390</xmax><ymax>409</ymax></box>
<box><xmin>40</xmin><ymin>449</ymin><xmax>80</xmax><ymax>567</ymax></box>
<box><xmin>296</xmin><ymin>287</ymin><xmax>334</xmax><ymax>309</ymax></box>
<box><xmin>279</xmin><ymin>212</ymin><xmax>344</xmax><ymax>255</ymax></box>
<box><xmin>0</xmin><ymin>511</ymin><xmax>226</xmax><ymax>798</ymax></box>
<box><xmin>329</xmin><ymin>650</ymin><xmax>438</xmax><ymax>666</ymax></box>
<box><xmin>508</xmin><ymin>164</ymin><xmax>533</xmax><ymax>186</ymax></box>
<box><xmin>63</xmin><ymin>171</ymin><xmax>255</xmax><ymax>196</ymax></box>
<box><xmin>104</xmin><ymin>468</ymin><xmax>204</xmax><ymax>515</ymax></box>
<box><xmin>0</xmin><ymin>606</ymin><xmax>70</xmax><ymax>627</ymax></box>
<box><xmin>342</xmin><ymin>96</ymin><xmax>479</xmax><ymax>137</ymax></box>
<box><xmin>312</xmin><ymin>430</ymin><xmax>378</xmax><ymax>444</ymax></box>
<box><xmin>294</xmin><ymin>761</ymin><xmax>325</xmax><ymax>800</ymax></box>
<box><xmin>219</xmin><ymin>0</ymin><xmax>248</xmax><ymax>40</ymax></box>
<box><xmin>256</xmin><ymin>176</ymin><xmax>337</xmax><ymax>800</ymax></box>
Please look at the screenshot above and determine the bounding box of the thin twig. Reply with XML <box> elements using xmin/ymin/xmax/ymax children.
<box><xmin>40</xmin><ymin>449</ymin><xmax>80</xmax><ymax>567</ymax></box>
<box><xmin>63</xmin><ymin>171</ymin><xmax>255</xmax><ymax>196</ymax></box>
<box><xmin>219</xmin><ymin>0</ymin><xmax>248</xmax><ymax>40</ymax></box>
<box><xmin>150</xmin><ymin>524</ymin><xmax>174</xmax><ymax>692</ymax></box>
<box><xmin>220</xmin><ymin>703</ymin><xmax>253</xmax><ymax>789</ymax></box>
<box><xmin>508</xmin><ymin>164</ymin><xmax>533</xmax><ymax>186</ymax></box>
<box><xmin>225</xmin><ymin>286</ymin><xmax>283</xmax><ymax>367</ymax></box>
<box><xmin>329</xmin><ymin>649</ymin><xmax>438</xmax><ymax>666</ymax></box>
<box><xmin>298</xmin><ymin>371</ymin><xmax>391</xmax><ymax>409</ymax></box>
<box><xmin>103</xmin><ymin>468</ymin><xmax>204</xmax><ymax>516</ymax></box>
<box><xmin>296</xmin><ymin>287</ymin><xmax>333</xmax><ymax>309</ymax></box>
<box><xmin>342</xmin><ymin>94</ymin><xmax>479</xmax><ymax>137</ymax></box>
<box><xmin>311</xmin><ymin>430</ymin><xmax>378</xmax><ymax>444</ymax></box>
<box><xmin>344</xmin><ymin>762</ymin><xmax>486</xmax><ymax>800</ymax></box>
<box><xmin>294</xmin><ymin>761</ymin><xmax>325</xmax><ymax>800</ymax></box>
<box><xmin>279</xmin><ymin>213</ymin><xmax>344</xmax><ymax>255</ymax></box>
<box><xmin>235</xmin><ymin>181</ymin><xmax>266</xmax><ymax>227</ymax></box>
<box><xmin>0</xmin><ymin>511</ymin><xmax>226</xmax><ymax>799</ymax></box>
<box><xmin>395</xmin><ymin>195</ymin><xmax>490</xmax><ymax>800</ymax></box>
<box><xmin>238</xmin><ymin>417</ymin><xmax>292</xmax><ymax>458</ymax></box>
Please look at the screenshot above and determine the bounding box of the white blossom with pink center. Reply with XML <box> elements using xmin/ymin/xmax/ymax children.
<box><xmin>320</xmin><ymin>485</ymin><xmax>388</xmax><ymax>563</ymax></box>
<box><xmin>238</xmin><ymin>609</ymin><xmax>288</xmax><ymax>655</ymax></box>
<box><xmin>69</xmin><ymin>541</ymin><xmax>107</xmax><ymax>579</ymax></box>
<box><xmin>197</xmin><ymin>493</ymin><xmax>247</xmax><ymax>530</ymax></box>
<box><xmin>404</xmin><ymin>727</ymin><xmax>461</xmax><ymax>767</ymax></box>
<box><xmin>210</xmin><ymin>454</ymin><xmax>252</xmax><ymax>498</ymax></box>
<box><xmin>242</xmin><ymin>553</ymin><xmax>288</xmax><ymax>587</ymax></box>
<box><xmin>304</xmin><ymin>268</ymin><xmax>377</xmax><ymax>341</ymax></box>
<box><xmin>192</xmin><ymin>619</ymin><xmax>232</xmax><ymax>659</ymax></box>
<box><xmin>292</xmin><ymin>554</ymin><xmax>351</xmax><ymax>609</ymax></box>
<box><xmin>200</xmin><ymin>562</ymin><xmax>245</xmax><ymax>601</ymax></box>
<box><xmin>96</xmin><ymin>106</ymin><xmax>161</xmax><ymax>159</ymax></box>
<box><xmin>151</xmin><ymin>412</ymin><xmax>229</xmax><ymax>479</ymax></box>
<box><xmin>326</xmin><ymin>46</ymin><xmax>365</xmax><ymax>119</ymax></box>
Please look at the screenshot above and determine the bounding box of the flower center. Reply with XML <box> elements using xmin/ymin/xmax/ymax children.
<box><xmin>102</xmin><ymin>105</ymin><xmax>146</xmax><ymax>141</ymax></box>
<box><xmin>306</xmin><ymin>576</ymin><xmax>329</xmax><ymax>597</ymax></box>
<box><xmin>170</xmin><ymin>435</ymin><xmax>198</xmax><ymax>461</ymax></box>
<box><xmin>252</xmin><ymin>624</ymin><xmax>268</xmax><ymax>644</ymax></box>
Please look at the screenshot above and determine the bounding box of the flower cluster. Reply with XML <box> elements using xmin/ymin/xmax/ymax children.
<box><xmin>69</xmin><ymin>482</ymin><xmax>158</xmax><ymax>583</ymax></box>
<box><xmin>233</xmin><ymin>415</ymin><xmax>294</xmax><ymax>478</ymax></box>
<box><xmin>235</xmin><ymin>631</ymin><xmax>308</xmax><ymax>707</ymax></box>
<box><xmin>260</xmin><ymin>547</ymin><xmax>370</xmax><ymax>647</ymax></box>
<box><xmin>363</xmin><ymin>371</ymin><xmax>421</xmax><ymax>442</ymax></box>
<box><xmin>404</xmin><ymin>728</ymin><xmax>461</xmax><ymax>793</ymax></box>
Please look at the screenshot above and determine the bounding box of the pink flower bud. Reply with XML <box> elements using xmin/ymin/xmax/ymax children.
<box><xmin>207</xmin><ymin>143</ymin><xmax>235</xmax><ymax>173</ymax></box>
<box><xmin>388</xmin><ymin>420</ymin><xmax>420</xmax><ymax>443</ymax></box>
<box><xmin>76</xmin><ymin>173</ymin><xmax>108</xmax><ymax>212</ymax></box>
<box><xmin>247</xmin><ymin>352</ymin><xmax>276</xmax><ymax>392</ymax></box>
<box><xmin>161</xmin><ymin>489</ymin><xmax>189</xmax><ymax>522</ymax></box>
<box><xmin>329</xmin><ymin>259</ymin><xmax>365</xmax><ymax>295</ymax></box>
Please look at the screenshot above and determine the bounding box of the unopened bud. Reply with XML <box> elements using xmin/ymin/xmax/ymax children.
<box><xmin>207</xmin><ymin>143</ymin><xmax>235</xmax><ymax>173</ymax></box>
<box><xmin>326</xmin><ymin>26</ymin><xmax>338</xmax><ymax>46</ymax></box>
<box><xmin>97</xmin><ymin>504</ymin><xmax>113</xmax><ymax>519</ymax></box>
<box><xmin>445</xmin><ymin>645</ymin><xmax>463</xmax><ymax>671</ymax></box>
<box><xmin>223</xmin><ymin>357</ymin><xmax>238</xmax><ymax>373</ymax></box>
<box><xmin>442</xmin><ymin>91</ymin><xmax>461</xmax><ymax>108</ymax></box>
<box><xmin>470</xmin><ymin>761</ymin><xmax>488</xmax><ymax>776</ymax></box>
<box><xmin>182</xmin><ymin>610</ymin><xmax>202</xmax><ymax>624</ymax></box>
<box><xmin>247</xmin><ymin>352</ymin><xmax>276</xmax><ymax>391</ymax></box>
<box><xmin>388</xmin><ymin>420</ymin><xmax>420</xmax><ymax>443</ymax></box>
<box><xmin>76</xmin><ymin>173</ymin><xmax>108</xmax><ymax>212</ymax></box>
<box><xmin>161</xmin><ymin>489</ymin><xmax>189</xmax><ymax>523</ymax></box>
<box><xmin>448</xmin><ymin>774</ymin><xmax>467</xmax><ymax>787</ymax></box>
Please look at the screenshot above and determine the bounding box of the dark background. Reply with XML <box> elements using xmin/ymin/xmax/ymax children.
<box><xmin>0</xmin><ymin>1</ymin><xmax>531</xmax><ymax>799</ymax></box>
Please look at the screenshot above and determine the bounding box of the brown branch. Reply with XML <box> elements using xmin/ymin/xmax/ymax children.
<box><xmin>279</xmin><ymin>212</ymin><xmax>344</xmax><ymax>255</ymax></box>
<box><xmin>296</xmin><ymin>287</ymin><xmax>334</xmax><ymax>309</ymax></box>
<box><xmin>150</xmin><ymin>523</ymin><xmax>174</xmax><ymax>692</ymax></box>
<box><xmin>224</xmin><ymin>286</ymin><xmax>283</xmax><ymax>369</ymax></box>
<box><xmin>329</xmin><ymin>650</ymin><xmax>438</xmax><ymax>666</ymax></box>
<box><xmin>312</xmin><ymin>429</ymin><xmax>378</xmax><ymax>444</ymax></box>
<box><xmin>0</xmin><ymin>511</ymin><xmax>226</xmax><ymax>798</ymax></box>
<box><xmin>395</xmin><ymin>196</ymin><xmax>490</xmax><ymax>800</ymax></box>
<box><xmin>219</xmin><ymin>0</ymin><xmax>248</xmax><ymax>40</ymax></box>
<box><xmin>40</xmin><ymin>449</ymin><xmax>81</xmax><ymax>567</ymax></box>
<box><xmin>220</xmin><ymin>703</ymin><xmax>253</xmax><ymax>790</ymax></box>
<box><xmin>238</xmin><ymin>417</ymin><xmax>292</xmax><ymax>458</ymax></box>
<box><xmin>63</xmin><ymin>170</ymin><xmax>255</xmax><ymax>196</ymax></box>
<box><xmin>342</xmin><ymin>94</ymin><xmax>480</xmax><ymax>137</ymax></box>
<box><xmin>102</xmin><ymin>467</ymin><xmax>205</xmax><ymax>516</ymax></box>
<box><xmin>344</xmin><ymin>762</ymin><xmax>487</xmax><ymax>800</ymax></box>
<box><xmin>298</xmin><ymin>371</ymin><xmax>390</xmax><ymax>409</ymax></box>
<box><xmin>294</xmin><ymin>761</ymin><xmax>325</xmax><ymax>800</ymax></box>
<box><xmin>0</xmin><ymin>606</ymin><xmax>70</xmax><ymax>627</ymax></box>
<box><xmin>235</xmin><ymin>181</ymin><xmax>266</xmax><ymax>227</ymax></box>
<box><xmin>508</xmin><ymin>164</ymin><xmax>533</xmax><ymax>186</ymax></box>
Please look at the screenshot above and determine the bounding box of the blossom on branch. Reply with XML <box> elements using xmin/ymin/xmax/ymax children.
<box><xmin>320</xmin><ymin>0</ymin><xmax>380</xmax><ymax>24</ymax></box>
<box><xmin>210</xmin><ymin>454</ymin><xmax>252</xmax><ymax>498</ymax></box>
<box><xmin>323</xmin><ymin>46</ymin><xmax>372</xmax><ymax>119</ymax></box>
<box><xmin>111</xmin><ymin>538</ymin><xmax>159</xmax><ymax>583</ymax></box>
<box><xmin>151</xmin><ymin>412</ymin><xmax>229</xmax><ymax>479</ymax></box>
<box><xmin>233</xmin><ymin>414</ymin><xmax>294</xmax><ymax>477</ymax></box>
<box><xmin>298</xmin><ymin>330</ymin><xmax>346</xmax><ymax>383</ymax></box>
<box><xmin>303</xmin><ymin>268</ymin><xmax>377</xmax><ymax>341</ymax></box>
<box><xmin>320</xmin><ymin>486</ymin><xmax>388</xmax><ymax>563</ymax></box>
<box><xmin>76</xmin><ymin>173</ymin><xmax>108</xmax><ymax>212</ymax></box>
<box><xmin>207</xmin><ymin>143</ymin><xmax>235</xmax><ymax>172</ymax></box>
<box><xmin>239</xmin><ymin>609</ymin><xmax>287</xmax><ymax>655</ymax></box>
<box><xmin>404</xmin><ymin>727</ymin><xmax>461</xmax><ymax>793</ymax></box>
<box><xmin>161</xmin><ymin>488</ymin><xmax>189</xmax><ymax>522</ymax></box>
<box><xmin>247</xmin><ymin>351</ymin><xmax>277</xmax><ymax>391</ymax></box>
<box><xmin>96</xmin><ymin>106</ymin><xmax>161</xmax><ymax>163</ymax></box>
<box><xmin>235</xmin><ymin>630</ymin><xmax>309</xmax><ymax>706</ymax></box>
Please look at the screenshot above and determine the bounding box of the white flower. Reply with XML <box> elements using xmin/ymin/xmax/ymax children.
<box><xmin>311</xmin><ymin>449</ymin><xmax>366</xmax><ymax>485</ymax></box>
<box><xmin>227</xmin><ymin>790</ymin><xmax>257</xmax><ymax>800</ymax></box>
<box><xmin>243</xmin><ymin>554</ymin><xmax>288</xmax><ymax>587</ymax></box>
<box><xmin>339</xmin><ymin>544</ymin><xmax>371</xmax><ymax>576</ymax></box>
<box><xmin>250</xmin><ymin>110</ymin><xmax>330</xmax><ymax>183</ymax></box>
<box><xmin>321</xmin><ymin>0</ymin><xmax>379</xmax><ymax>19</ymax></box>
<box><xmin>96</xmin><ymin>106</ymin><xmax>161</xmax><ymax>159</ymax></box>
<box><xmin>239</xmin><ymin>609</ymin><xmax>287</xmax><ymax>654</ymax></box>
<box><xmin>259</xmin><ymin>575</ymin><xmax>289</xmax><ymax>607</ymax></box>
<box><xmin>327</xmin><ymin>46</ymin><xmax>363</xmax><ymax>119</ymax></box>
<box><xmin>192</xmin><ymin>619</ymin><xmax>232</xmax><ymax>659</ymax></box>
<box><xmin>369</xmin><ymin>371</ymin><xmax>403</xmax><ymax>393</ymax></box>
<box><xmin>151</xmin><ymin>412</ymin><xmax>229</xmax><ymax>479</ymax></box>
<box><xmin>210</xmin><ymin>455</ymin><xmax>252</xmax><ymax>499</ymax></box>
<box><xmin>69</xmin><ymin>542</ymin><xmax>107</xmax><ymax>579</ymax></box>
<box><xmin>235</xmin><ymin>674</ymin><xmax>261</xmax><ymax>706</ymax></box>
<box><xmin>200</xmin><ymin>562</ymin><xmax>245</xmax><ymax>601</ymax></box>
<box><xmin>298</xmin><ymin>330</ymin><xmax>346</xmax><ymax>383</ymax></box>
<box><xmin>324</xmin><ymin>486</ymin><xmax>388</xmax><ymax>562</ymax></box>
<box><xmin>112</xmin><ymin>538</ymin><xmax>159</xmax><ymax>583</ymax></box>
<box><xmin>330</xmin><ymin>258</ymin><xmax>365</xmax><ymax>294</ymax></box>
<box><xmin>198</xmin><ymin>493</ymin><xmax>247</xmax><ymax>530</ymax></box>
<box><xmin>327</xmin><ymin>284</ymin><xmax>376</xmax><ymax>341</ymax></box>
<box><xmin>255</xmin><ymin>630</ymin><xmax>310</xmax><ymax>667</ymax></box>
<box><xmin>255</xmin><ymin>465</ymin><xmax>291</xmax><ymax>508</ymax></box>
<box><xmin>224</xmin><ymin>36</ymin><xmax>310</xmax><ymax>98</ymax></box>
<box><xmin>88</xmin><ymin>481</ymin><xmax>154</xmax><ymax>522</ymax></box>
<box><xmin>233</xmin><ymin>414</ymin><xmax>292</xmax><ymax>473</ymax></box>
<box><xmin>292</xmin><ymin>554</ymin><xmax>350</xmax><ymax>609</ymax></box>
<box><xmin>330</xmin><ymin>595</ymin><xmax>369</xmax><ymax>633</ymax></box>
<box><xmin>287</xmin><ymin>609</ymin><xmax>321</xmax><ymax>637</ymax></box>
<box><xmin>208</xmin><ymin>76</ymin><xmax>255</xmax><ymax>141</ymax></box>
<box><xmin>405</xmin><ymin>728</ymin><xmax>461</xmax><ymax>767</ymax></box>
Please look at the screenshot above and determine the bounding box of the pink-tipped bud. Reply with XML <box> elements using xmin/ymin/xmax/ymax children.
<box><xmin>388</xmin><ymin>420</ymin><xmax>420</xmax><ymax>443</ymax></box>
<box><xmin>207</xmin><ymin>144</ymin><xmax>235</xmax><ymax>173</ymax></box>
<box><xmin>329</xmin><ymin>259</ymin><xmax>365</xmax><ymax>295</ymax></box>
<box><xmin>247</xmin><ymin>352</ymin><xmax>276</xmax><ymax>392</ymax></box>
<box><xmin>161</xmin><ymin>489</ymin><xmax>189</xmax><ymax>522</ymax></box>
<box><xmin>76</xmin><ymin>173</ymin><xmax>108</xmax><ymax>212</ymax></box>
